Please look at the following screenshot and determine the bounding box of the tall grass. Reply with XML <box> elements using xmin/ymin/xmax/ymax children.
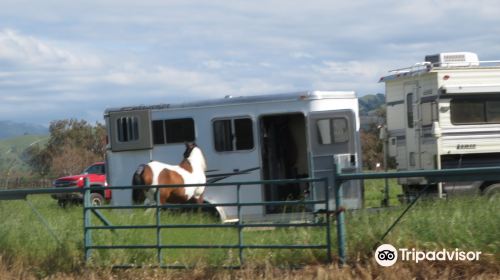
<box><xmin>363</xmin><ymin>177</ymin><xmax>402</xmax><ymax>208</ymax></box>
<box><xmin>0</xmin><ymin>192</ymin><xmax>498</xmax><ymax>277</ymax></box>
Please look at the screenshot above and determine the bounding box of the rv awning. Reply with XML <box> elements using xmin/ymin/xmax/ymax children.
<box><xmin>441</xmin><ymin>84</ymin><xmax>500</xmax><ymax>94</ymax></box>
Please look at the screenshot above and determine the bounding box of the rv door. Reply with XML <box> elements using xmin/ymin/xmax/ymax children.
<box><xmin>308</xmin><ymin>110</ymin><xmax>362</xmax><ymax>210</ymax></box>
<box><xmin>404</xmin><ymin>83</ymin><xmax>418</xmax><ymax>170</ymax></box>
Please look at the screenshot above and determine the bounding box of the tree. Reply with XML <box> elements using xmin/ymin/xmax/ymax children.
<box><xmin>360</xmin><ymin>106</ymin><xmax>396</xmax><ymax>170</ymax></box>
<box><xmin>25</xmin><ymin>119</ymin><xmax>106</xmax><ymax>177</ymax></box>
<box><xmin>360</xmin><ymin>125</ymin><xmax>383</xmax><ymax>170</ymax></box>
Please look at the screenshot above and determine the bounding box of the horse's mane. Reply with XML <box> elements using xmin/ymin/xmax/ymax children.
<box><xmin>187</xmin><ymin>146</ymin><xmax>207</xmax><ymax>172</ymax></box>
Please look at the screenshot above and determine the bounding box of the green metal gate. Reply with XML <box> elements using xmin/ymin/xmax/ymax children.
<box><xmin>83</xmin><ymin>177</ymin><xmax>332</xmax><ymax>268</ymax></box>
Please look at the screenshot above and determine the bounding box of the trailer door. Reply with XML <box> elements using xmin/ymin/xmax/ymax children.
<box><xmin>308</xmin><ymin>110</ymin><xmax>362</xmax><ymax>210</ymax></box>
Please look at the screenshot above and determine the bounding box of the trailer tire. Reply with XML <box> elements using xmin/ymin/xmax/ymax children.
<box><xmin>484</xmin><ymin>183</ymin><xmax>500</xmax><ymax>200</ymax></box>
<box><xmin>90</xmin><ymin>192</ymin><xmax>104</xmax><ymax>206</ymax></box>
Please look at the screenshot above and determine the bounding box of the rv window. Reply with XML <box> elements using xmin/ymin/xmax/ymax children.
<box><xmin>117</xmin><ymin>116</ymin><xmax>139</xmax><ymax>142</ymax></box>
<box><xmin>486</xmin><ymin>101</ymin><xmax>500</xmax><ymax>122</ymax></box>
<box><xmin>317</xmin><ymin>118</ymin><xmax>349</xmax><ymax>145</ymax></box>
<box><xmin>409</xmin><ymin>152</ymin><xmax>416</xmax><ymax>167</ymax></box>
<box><xmin>213</xmin><ymin>118</ymin><xmax>254</xmax><ymax>152</ymax></box>
<box><xmin>451</xmin><ymin>98</ymin><xmax>500</xmax><ymax>124</ymax></box>
<box><xmin>152</xmin><ymin>118</ymin><xmax>195</xmax><ymax>144</ymax></box>
<box><xmin>407</xmin><ymin>93</ymin><xmax>414</xmax><ymax>128</ymax></box>
<box><xmin>421</xmin><ymin>102</ymin><xmax>438</xmax><ymax>126</ymax></box>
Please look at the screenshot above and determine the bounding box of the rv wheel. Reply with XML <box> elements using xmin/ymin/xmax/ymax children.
<box><xmin>484</xmin><ymin>183</ymin><xmax>500</xmax><ymax>201</ymax></box>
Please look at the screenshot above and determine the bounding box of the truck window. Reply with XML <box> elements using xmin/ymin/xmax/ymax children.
<box><xmin>213</xmin><ymin>117</ymin><xmax>254</xmax><ymax>152</ymax></box>
<box><xmin>85</xmin><ymin>164</ymin><xmax>105</xmax><ymax>174</ymax></box>
<box><xmin>152</xmin><ymin>118</ymin><xmax>195</xmax><ymax>145</ymax></box>
<box><xmin>451</xmin><ymin>97</ymin><xmax>500</xmax><ymax>124</ymax></box>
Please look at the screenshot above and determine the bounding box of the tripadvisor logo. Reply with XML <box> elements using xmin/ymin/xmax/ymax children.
<box><xmin>374</xmin><ymin>244</ymin><xmax>482</xmax><ymax>267</ymax></box>
<box><xmin>375</xmin><ymin>244</ymin><xmax>398</xmax><ymax>267</ymax></box>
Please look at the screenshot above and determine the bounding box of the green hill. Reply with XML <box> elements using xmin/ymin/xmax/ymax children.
<box><xmin>359</xmin><ymin>93</ymin><xmax>385</xmax><ymax>116</ymax></box>
<box><xmin>0</xmin><ymin>134</ymin><xmax>48</xmax><ymax>175</ymax></box>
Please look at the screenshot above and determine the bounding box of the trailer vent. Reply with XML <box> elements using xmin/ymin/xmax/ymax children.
<box><xmin>424</xmin><ymin>52</ymin><xmax>479</xmax><ymax>67</ymax></box>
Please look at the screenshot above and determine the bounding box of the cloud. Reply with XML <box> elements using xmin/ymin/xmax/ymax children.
<box><xmin>0</xmin><ymin>29</ymin><xmax>102</xmax><ymax>69</ymax></box>
<box><xmin>1</xmin><ymin>1</ymin><xmax>500</xmax><ymax>125</ymax></box>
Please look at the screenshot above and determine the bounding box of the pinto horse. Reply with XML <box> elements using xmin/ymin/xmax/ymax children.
<box><xmin>132</xmin><ymin>142</ymin><xmax>207</xmax><ymax>205</ymax></box>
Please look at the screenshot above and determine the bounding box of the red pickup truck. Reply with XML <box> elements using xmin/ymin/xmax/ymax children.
<box><xmin>51</xmin><ymin>162</ymin><xmax>111</xmax><ymax>207</ymax></box>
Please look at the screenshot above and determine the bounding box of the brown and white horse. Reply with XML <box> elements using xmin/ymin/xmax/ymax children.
<box><xmin>132</xmin><ymin>142</ymin><xmax>207</xmax><ymax>205</ymax></box>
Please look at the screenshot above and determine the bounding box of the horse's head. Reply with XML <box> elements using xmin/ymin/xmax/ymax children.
<box><xmin>184</xmin><ymin>142</ymin><xmax>207</xmax><ymax>171</ymax></box>
<box><xmin>183</xmin><ymin>142</ymin><xmax>197</xmax><ymax>158</ymax></box>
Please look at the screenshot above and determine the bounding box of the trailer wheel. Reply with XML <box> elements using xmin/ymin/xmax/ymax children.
<box><xmin>484</xmin><ymin>183</ymin><xmax>500</xmax><ymax>201</ymax></box>
<box><xmin>90</xmin><ymin>192</ymin><xmax>104</xmax><ymax>206</ymax></box>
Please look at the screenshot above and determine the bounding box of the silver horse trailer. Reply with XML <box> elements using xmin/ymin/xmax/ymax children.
<box><xmin>104</xmin><ymin>91</ymin><xmax>363</xmax><ymax>222</ymax></box>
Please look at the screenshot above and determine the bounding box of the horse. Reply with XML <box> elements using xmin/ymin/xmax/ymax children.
<box><xmin>132</xmin><ymin>142</ymin><xmax>207</xmax><ymax>206</ymax></box>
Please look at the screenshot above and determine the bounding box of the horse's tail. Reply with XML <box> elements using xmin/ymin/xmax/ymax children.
<box><xmin>132</xmin><ymin>164</ymin><xmax>147</xmax><ymax>204</ymax></box>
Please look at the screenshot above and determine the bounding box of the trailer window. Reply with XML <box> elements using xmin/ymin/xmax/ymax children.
<box><xmin>152</xmin><ymin>120</ymin><xmax>165</xmax><ymax>144</ymax></box>
<box><xmin>213</xmin><ymin>118</ymin><xmax>254</xmax><ymax>152</ymax></box>
<box><xmin>234</xmin><ymin>118</ymin><xmax>254</xmax><ymax>150</ymax></box>
<box><xmin>152</xmin><ymin>118</ymin><xmax>195</xmax><ymax>145</ymax></box>
<box><xmin>165</xmin><ymin>119</ymin><xmax>195</xmax><ymax>143</ymax></box>
<box><xmin>317</xmin><ymin>117</ymin><xmax>349</xmax><ymax>144</ymax></box>
<box><xmin>117</xmin><ymin>116</ymin><xmax>139</xmax><ymax>142</ymax></box>
<box><xmin>109</xmin><ymin>110</ymin><xmax>152</xmax><ymax>152</ymax></box>
<box><xmin>451</xmin><ymin>98</ymin><xmax>500</xmax><ymax>124</ymax></box>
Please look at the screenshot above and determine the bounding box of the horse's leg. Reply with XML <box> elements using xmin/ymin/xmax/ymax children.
<box><xmin>195</xmin><ymin>193</ymin><xmax>204</xmax><ymax>204</ymax></box>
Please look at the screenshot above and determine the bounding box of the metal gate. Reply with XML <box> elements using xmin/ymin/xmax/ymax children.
<box><xmin>83</xmin><ymin>177</ymin><xmax>332</xmax><ymax>268</ymax></box>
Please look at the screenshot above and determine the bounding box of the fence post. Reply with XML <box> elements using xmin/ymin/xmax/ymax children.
<box><xmin>333</xmin><ymin>164</ymin><xmax>346</xmax><ymax>265</ymax></box>
<box><xmin>156</xmin><ymin>187</ymin><xmax>162</xmax><ymax>266</ymax></box>
<box><xmin>83</xmin><ymin>177</ymin><xmax>92</xmax><ymax>262</ymax></box>
<box><xmin>237</xmin><ymin>184</ymin><xmax>244</xmax><ymax>266</ymax></box>
<box><xmin>324</xmin><ymin>177</ymin><xmax>332</xmax><ymax>262</ymax></box>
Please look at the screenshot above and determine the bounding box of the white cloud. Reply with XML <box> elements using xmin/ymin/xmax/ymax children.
<box><xmin>291</xmin><ymin>52</ymin><xmax>314</xmax><ymax>59</ymax></box>
<box><xmin>0</xmin><ymin>29</ymin><xmax>102</xmax><ymax>69</ymax></box>
<box><xmin>0</xmin><ymin>1</ymin><xmax>500</xmax><ymax>125</ymax></box>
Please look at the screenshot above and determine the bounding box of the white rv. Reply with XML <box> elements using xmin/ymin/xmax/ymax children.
<box><xmin>381</xmin><ymin>52</ymin><xmax>500</xmax><ymax>199</ymax></box>
<box><xmin>104</xmin><ymin>91</ymin><xmax>363</xmax><ymax>222</ymax></box>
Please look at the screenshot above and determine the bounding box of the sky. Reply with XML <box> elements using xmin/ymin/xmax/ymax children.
<box><xmin>1</xmin><ymin>0</ymin><xmax>500</xmax><ymax>126</ymax></box>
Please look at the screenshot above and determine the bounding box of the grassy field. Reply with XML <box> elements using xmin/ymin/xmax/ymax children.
<box><xmin>0</xmin><ymin>135</ymin><xmax>47</xmax><ymax>166</ymax></box>
<box><xmin>0</xmin><ymin>181</ymin><xmax>498</xmax><ymax>278</ymax></box>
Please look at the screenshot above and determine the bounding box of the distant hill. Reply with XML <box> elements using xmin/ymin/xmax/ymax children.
<box><xmin>359</xmin><ymin>93</ymin><xmax>385</xmax><ymax>116</ymax></box>
<box><xmin>0</xmin><ymin>121</ymin><xmax>48</xmax><ymax>139</ymax></box>
<box><xmin>0</xmin><ymin>134</ymin><xmax>48</xmax><ymax>175</ymax></box>
<box><xmin>359</xmin><ymin>93</ymin><xmax>385</xmax><ymax>130</ymax></box>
